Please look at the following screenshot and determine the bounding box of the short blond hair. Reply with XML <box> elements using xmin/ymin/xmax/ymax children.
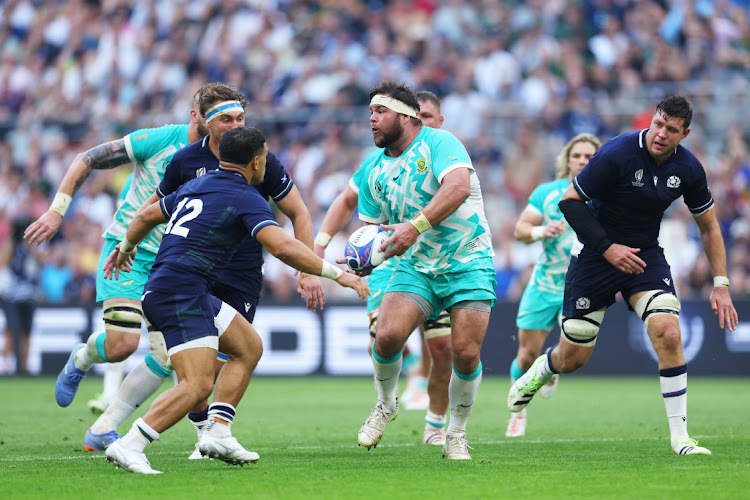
<box><xmin>555</xmin><ymin>133</ymin><xmax>601</xmax><ymax>180</ymax></box>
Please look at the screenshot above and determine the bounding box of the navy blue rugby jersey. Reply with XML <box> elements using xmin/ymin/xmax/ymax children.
<box><xmin>146</xmin><ymin>169</ymin><xmax>279</xmax><ymax>293</ymax></box>
<box><xmin>572</xmin><ymin>129</ymin><xmax>713</xmax><ymax>249</ymax></box>
<box><xmin>157</xmin><ymin>135</ymin><xmax>294</xmax><ymax>294</ymax></box>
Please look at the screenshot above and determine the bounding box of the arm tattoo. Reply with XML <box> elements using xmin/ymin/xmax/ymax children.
<box><xmin>81</xmin><ymin>139</ymin><xmax>131</xmax><ymax>170</ymax></box>
<box><xmin>74</xmin><ymin>139</ymin><xmax>131</xmax><ymax>194</ymax></box>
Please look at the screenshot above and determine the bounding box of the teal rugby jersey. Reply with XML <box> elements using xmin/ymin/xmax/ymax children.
<box><xmin>526</xmin><ymin>178</ymin><xmax>575</xmax><ymax>294</ymax></box>
<box><xmin>103</xmin><ymin>124</ymin><xmax>190</xmax><ymax>253</ymax></box>
<box><xmin>358</xmin><ymin>127</ymin><xmax>493</xmax><ymax>275</ymax></box>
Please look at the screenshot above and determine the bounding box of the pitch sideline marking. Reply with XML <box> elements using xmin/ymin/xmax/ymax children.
<box><xmin>0</xmin><ymin>435</ymin><xmax>720</xmax><ymax>462</ymax></box>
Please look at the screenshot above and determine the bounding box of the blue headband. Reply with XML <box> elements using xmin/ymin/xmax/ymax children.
<box><xmin>205</xmin><ymin>100</ymin><xmax>244</xmax><ymax>122</ymax></box>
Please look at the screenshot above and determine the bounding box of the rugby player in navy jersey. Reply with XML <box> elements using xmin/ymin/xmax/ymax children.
<box><xmin>84</xmin><ymin>89</ymin><xmax>323</xmax><ymax>457</ymax></box>
<box><xmin>102</xmin><ymin>127</ymin><xmax>367</xmax><ymax>474</ymax></box>
<box><xmin>508</xmin><ymin>96</ymin><xmax>738</xmax><ymax>456</ymax></box>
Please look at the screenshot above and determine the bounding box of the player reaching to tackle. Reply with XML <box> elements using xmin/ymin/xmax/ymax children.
<box><xmin>25</xmin><ymin>83</ymin><xmax>212</xmax><ymax>410</ymax></box>
<box><xmin>506</xmin><ymin>133</ymin><xmax>601</xmax><ymax>437</ymax></box>
<box><xmin>508</xmin><ymin>96</ymin><xmax>738</xmax><ymax>455</ymax></box>
<box><xmin>83</xmin><ymin>84</ymin><xmax>323</xmax><ymax>457</ymax></box>
<box><xmin>103</xmin><ymin>127</ymin><xmax>367</xmax><ymax>474</ymax></box>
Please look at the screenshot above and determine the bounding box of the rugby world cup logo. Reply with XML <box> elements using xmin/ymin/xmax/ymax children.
<box><xmin>632</xmin><ymin>169</ymin><xmax>644</xmax><ymax>187</ymax></box>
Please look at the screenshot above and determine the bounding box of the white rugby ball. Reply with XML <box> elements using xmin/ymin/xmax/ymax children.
<box><xmin>345</xmin><ymin>225</ymin><xmax>388</xmax><ymax>271</ymax></box>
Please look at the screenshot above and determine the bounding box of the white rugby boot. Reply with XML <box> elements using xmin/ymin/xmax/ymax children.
<box><xmin>198</xmin><ymin>434</ymin><xmax>260</xmax><ymax>465</ymax></box>
<box><xmin>423</xmin><ymin>425</ymin><xmax>446</xmax><ymax>445</ymax></box>
<box><xmin>358</xmin><ymin>400</ymin><xmax>399</xmax><ymax>450</ymax></box>
<box><xmin>672</xmin><ymin>437</ymin><xmax>711</xmax><ymax>455</ymax></box>
<box><xmin>105</xmin><ymin>439</ymin><xmax>161</xmax><ymax>474</ymax></box>
<box><xmin>441</xmin><ymin>433</ymin><xmax>472</xmax><ymax>460</ymax></box>
<box><xmin>507</xmin><ymin>355</ymin><xmax>552</xmax><ymax>413</ymax></box>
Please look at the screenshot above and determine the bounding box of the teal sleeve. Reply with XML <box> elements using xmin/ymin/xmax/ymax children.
<box><xmin>527</xmin><ymin>184</ymin><xmax>546</xmax><ymax>213</ymax></box>
<box><xmin>357</xmin><ymin>166</ymin><xmax>384</xmax><ymax>222</ymax></box>
<box><xmin>125</xmin><ymin>124</ymin><xmax>189</xmax><ymax>163</ymax></box>
<box><xmin>430</xmin><ymin>130</ymin><xmax>473</xmax><ymax>181</ymax></box>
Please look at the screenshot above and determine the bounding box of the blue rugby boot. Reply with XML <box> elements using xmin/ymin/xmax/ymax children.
<box><xmin>83</xmin><ymin>428</ymin><xmax>120</xmax><ymax>451</ymax></box>
<box><xmin>55</xmin><ymin>344</ymin><xmax>87</xmax><ymax>407</ymax></box>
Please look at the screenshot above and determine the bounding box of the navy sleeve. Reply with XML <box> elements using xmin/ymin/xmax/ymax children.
<box><xmin>256</xmin><ymin>152</ymin><xmax>294</xmax><ymax>202</ymax></box>
<box><xmin>239</xmin><ymin>190</ymin><xmax>280</xmax><ymax>238</ymax></box>
<box><xmin>158</xmin><ymin>158</ymin><xmax>184</xmax><ymax>198</ymax></box>
<box><xmin>159</xmin><ymin>191</ymin><xmax>178</xmax><ymax>219</ymax></box>
<box><xmin>683</xmin><ymin>163</ymin><xmax>714</xmax><ymax>215</ymax></box>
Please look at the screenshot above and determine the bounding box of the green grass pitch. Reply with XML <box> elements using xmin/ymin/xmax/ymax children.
<box><xmin>1</xmin><ymin>376</ymin><xmax>747</xmax><ymax>499</ymax></box>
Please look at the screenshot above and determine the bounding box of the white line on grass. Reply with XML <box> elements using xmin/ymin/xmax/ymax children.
<box><xmin>0</xmin><ymin>435</ymin><xmax>719</xmax><ymax>463</ymax></box>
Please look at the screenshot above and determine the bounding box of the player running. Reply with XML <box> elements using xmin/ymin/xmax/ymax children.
<box><xmin>25</xmin><ymin>83</ymin><xmax>213</xmax><ymax>409</ymax></box>
<box><xmin>506</xmin><ymin>133</ymin><xmax>601</xmax><ymax>437</ymax></box>
<box><xmin>355</xmin><ymin>81</ymin><xmax>496</xmax><ymax>460</ymax></box>
<box><xmin>314</xmin><ymin>91</ymin><xmax>452</xmax><ymax>446</ymax></box>
<box><xmin>83</xmin><ymin>87</ymin><xmax>323</xmax><ymax>456</ymax></box>
<box><xmin>508</xmin><ymin>96</ymin><xmax>738</xmax><ymax>455</ymax></box>
<box><xmin>103</xmin><ymin>126</ymin><xmax>367</xmax><ymax>474</ymax></box>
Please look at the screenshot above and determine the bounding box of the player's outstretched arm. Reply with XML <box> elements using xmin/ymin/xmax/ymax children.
<box><xmin>24</xmin><ymin>139</ymin><xmax>131</xmax><ymax>245</ymax></box>
<box><xmin>695</xmin><ymin>208</ymin><xmax>739</xmax><ymax>331</ymax></box>
<box><xmin>256</xmin><ymin>225</ymin><xmax>369</xmax><ymax>301</ymax></box>
<box><xmin>277</xmin><ymin>186</ymin><xmax>325</xmax><ymax>311</ymax></box>
<box><xmin>314</xmin><ymin>184</ymin><xmax>359</xmax><ymax>258</ymax></box>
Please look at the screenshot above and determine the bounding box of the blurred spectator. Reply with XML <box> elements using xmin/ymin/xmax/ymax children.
<box><xmin>0</xmin><ymin>0</ymin><xmax>748</xmax><ymax>304</ymax></box>
<box><xmin>39</xmin><ymin>244</ymin><xmax>72</xmax><ymax>304</ymax></box>
<box><xmin>0</xmin><ymin>218</ymin><xmax>40</xmax><ymax>375</ymax></box>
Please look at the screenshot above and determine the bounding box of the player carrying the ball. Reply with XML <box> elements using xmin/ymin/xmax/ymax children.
<box><xmin>354</xmin><ymin>81</ymin><xmax>496</xmax><ymax>460</ymax></box>
<box><xmin>314</xmin><ymin>91</ymin><xmax>453</xmax><ymax>447</ymax></box>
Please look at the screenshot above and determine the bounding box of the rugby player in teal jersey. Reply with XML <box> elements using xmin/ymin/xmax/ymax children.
<box><xmin>26</xmin><ymin>84</ymin><xmax>217</xmax><ymax>411</ymax></box>
<box><xmin>27</xmin><ymin>86</ymin><xmax>255</xmax><ymax>413</ymax></box>
<box><xmin>314</xmin><ymin>91</ymin><xmax>452</xmax><ymax>446</ymax></box>
<box><xmin>355</xmin><ymin>81</ymin><xmax>496</xmax><ymax>460</ymax></box>
<box><xmin>506</xmin><ymin>133</ymin><xmax>601</xmax><ymax>437</ymax></box>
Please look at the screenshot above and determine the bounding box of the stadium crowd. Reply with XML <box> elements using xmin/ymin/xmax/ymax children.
<box><xmin>1</xmin><ymin>0</ymin><xmax>749</xmax><ymax>311</ymax></box>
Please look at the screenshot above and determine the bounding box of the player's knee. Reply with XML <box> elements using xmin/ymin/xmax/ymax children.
<box><xmin>561</xmin><ymin>310</ymin><xmax>604</xmax><ymax>348</ymax></box>
<box><xmin>427</xmin><ymin>337</ymin><xmax>452</xmax><ymax>368</ymax></box>
<box><xmin>634</xmin><ymin>290</ymin><xmax>680</xmax><ymax>330</ymax></box>
<box><xmin>184</xmin><ymin>376</ymin><xmax>214</xmax><ymax>402</ymax></box>
<box><xmin>102</xmin><ymin>302</ymin><xmax>143</xmax><ymax>360</ymax></box>
<box><xmin>146</xmin><ymin>330</ymin><xmax>173</xmax><ymax>376</ymax></box>
<box><xmin>103</xmin><ymin>331</ymin><xmax>140</xmax><ymax>361</ymax></box>
<box><xmin>654</xmin><ymin>323</ymin><xmax>683</xmax><ymax>352</ymax></box>
<box><xmin>451</xmin><ymin>342</ymin><xmax>480</xmax><ymax>367</ymax></box>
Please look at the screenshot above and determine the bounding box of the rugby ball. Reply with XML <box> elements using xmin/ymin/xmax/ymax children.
<box><xmin>345</xmin><ymin>225</ymin><xmax>388</xmax><ymax>271</ymax></box>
